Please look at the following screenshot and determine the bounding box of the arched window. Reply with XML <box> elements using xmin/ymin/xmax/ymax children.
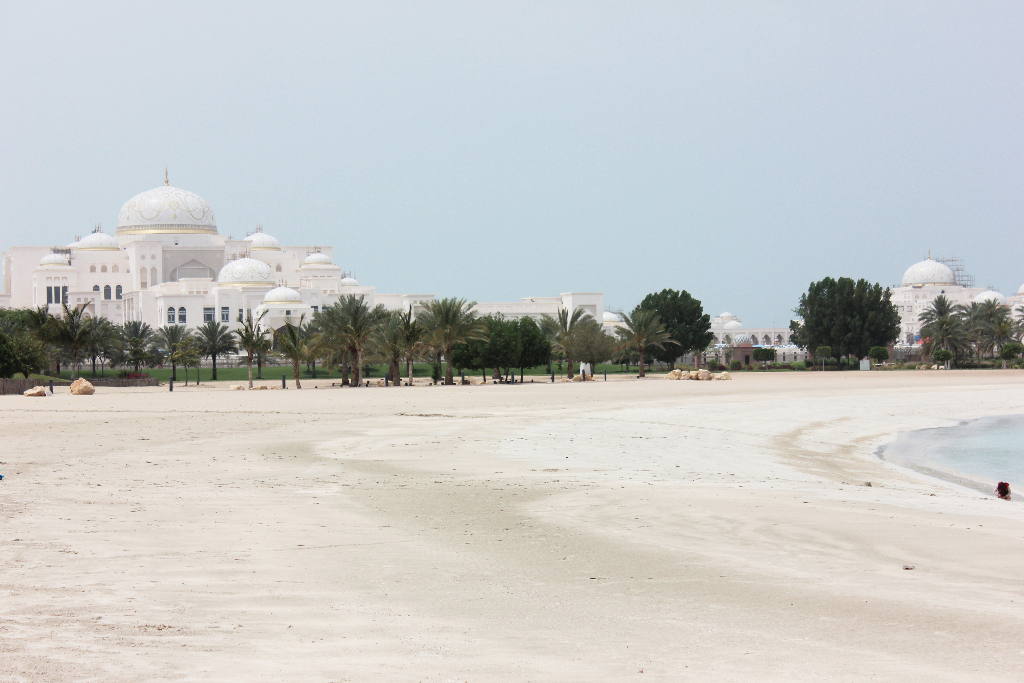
<box><xmin>275</xmin><ymin>264</ymin><xmax>282</xmax><ymax>272</ymax></box>
<box><xmin>112</xmin><ymin>265</ymin><xmax>119</xmax><ymax>273</ymax></box>
<box><xmin>140</xmin><ymin>273</ymin><xmax>147</xmax><ymax>289</ymax></box>
<box><xmin>150</xmin><ymin>267</ymin><xmax>157</xmax><ymax>285</ymax></box>
<box><xmin>763</xmin><ymin>335</ymin><xmax>771</xmax><ymax>346</ymax></box>
<box><xmin>103</xmin><ymin>285</ymin><xmax>111</xmax><ymax>300</ymax></box>
<box><xmin>101</xmin><ymin>265</ymin><xmax>107</xmax><ymax>273</ymax></box>
<box><xmin>167</xmin><ymin>308</ymin><xmax>175</xmax><ymax>324</ymax></box>
<box><xmin>92</xmin><ymin>285</ymin><xmax>99</xmax><ymax>292</ymax></box>
<box><xmin>115</xmin><ymin>285</ymin><xmax>122</xmax><ymax>299</ymax></box>
<box><xmin>177</xmin><ymin>307</ymin><xmax>186</xmax><ymax>324</ymax></box>
<box><xmin>89</xmin><ymin>264</ymin><xmax>96</xmax><ymax>273</ymax></box>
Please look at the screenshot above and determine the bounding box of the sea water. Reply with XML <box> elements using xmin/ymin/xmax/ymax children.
<box><xmin>881</xmin><ymin>415</ymin><xmax>1024</xmax><ymax>491</ymax></box>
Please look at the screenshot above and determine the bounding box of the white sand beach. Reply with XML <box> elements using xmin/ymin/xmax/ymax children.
<box><xmin>1</xmin><ymin>371</ymin><xmax>1022</xmax><ymax>681</ymax></box>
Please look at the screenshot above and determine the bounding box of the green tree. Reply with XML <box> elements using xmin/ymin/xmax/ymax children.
<box><xmin>999</xmin><ymin>341</ymin><xmax>1023</xmax><ymax>369</ymax></box>
<box><xmin>868</xmin><ymin>346</ymin><xmax>890</xmax><ymax>365</ymax></box>
<box><xmin>638</xmin><ymin>289</ymin><xmax>714</xmax><ymax>368</ymax></box>
<box><xmin>419</xmin><ymin>297</ymin><xmax>488</xmax><ymax>385</ymax></box>
<box><xmin>616</xmin><ymin>308</ymin><xmax>676</xmax><ymax>378</ymax></box>
<box><xmin>236</xmin><ymin>311</ymin><xmax>270</xmax><ymax>389</ymax></box>
<box><xmin>933</xmin><ymin>349</ymin><xmax>953</xmax><ymax>368</ymax></box>
<box><xmin>319</xmin><ymin>295</ymin><xmax>388</xmax><ymax>386</ymax></box>
<box><xmin>515</xmin><ymin>316</ymin><xmax>553</xmax><ymax>381</ymax></box>
<box><xmin>272</xmin><ymin>315</ymin><xmax>309</xmax><ymax>388</ymax></box>
<box><xmin>540</xmin><ymin>308</ymin><xmax>592</xmax><ymax>379</ymax></box>
<box><xmin>196</xmin><ymin>320</ymin><xmax>238</xmax><ymax>381</ymax></box>
<box><xmin>47</xmin><ymin>303</ymin><xmax>98</xmax><ymax>379</ymax></box>
<box><xmin>171</xmin><ymin>336</ymin><xmax>201</xmax><ymax>385</ymax></box>
<box><xmin>372</xmin><ymin>311</ymin><xmax>405</xmax><ymax>385</ymax></box>
<box><xmin>0</xmin><ymin>330</ymin><xmax>18</xmax><ymax>378</ymax></box>
<box><xmin>399</xmin><ymin>309</ymin><xmax>426</xmax><ymax>385</ymax></box>
<box><xmin>752</xmin><ymin>346</ymin><xmax>776</xmax><ymax>369</ymax></box>
<box><xmin>919</xmin><ymin>295</ymin><xmax>969</xmax><ymax>364</ymax></box>
<box><xmin>156</xmin><ymin>324</ymin><xmax>189</xmax><ymax>381</ymax></box>
<box><xmin>791</xmin><ymin>277</ymin><xmax>900</xmax><ymax>368</ymax></box>
<box><xmin>120</xmin><ymin>320</ymin><xmax>156</xmax><ymax>373</ymax></box>
<box><xmin>815</xmin><ymin>346</ymin><xmax>832</xmax><ymax>371</ymax></box>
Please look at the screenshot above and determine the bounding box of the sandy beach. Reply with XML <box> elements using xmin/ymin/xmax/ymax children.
<box><xmin>1</xmin><ymin>371</ymin><xmax>1022</xmax><ymax>681</ymax></box>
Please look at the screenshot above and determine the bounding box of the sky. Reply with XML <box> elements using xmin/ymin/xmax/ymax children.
<box><xmin>1</xmin><ymin>1</ymin><xmax>1021</xmax><ymax>326</ymax></box>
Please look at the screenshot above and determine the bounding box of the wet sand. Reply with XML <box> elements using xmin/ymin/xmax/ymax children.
<box><xmin>1</xmin><ymin>371</ymin><xmax>1022</xmax><ymax>681</ymax></box>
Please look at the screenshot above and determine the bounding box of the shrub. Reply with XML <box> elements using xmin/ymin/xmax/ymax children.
<box><xmin>729</xmin><ymin>360</ymin><xmax>743</xmax><ymax>371</ymax></box>
<box><xmin>791</xmin><ymin>361</ymin><xmax>806</xmax><ymax>370</ymax></box>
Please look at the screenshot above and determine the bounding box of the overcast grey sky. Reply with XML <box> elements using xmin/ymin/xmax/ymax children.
<box><xmin>1</xmin><ymin>2</ymin><xmax>1021</xmax><ymax>325</ymax></box>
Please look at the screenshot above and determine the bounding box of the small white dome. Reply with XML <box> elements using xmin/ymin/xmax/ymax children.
<box><xmin>1017</xmin><ymin>283</ymin><xmax>1024</xmax><ymax>296</ymax></box>
<box><xmin>602</xmin><ymin>311</ymin><xmax>620</xmax><ymax>323</ymax></box>
<box><xmin>263</xmin><ymin>286</ymin><xmax>302</xmax><ymax>304</ymax></box>
<box><xmin>245</xmin><ymin>231</ymin><xmax>281</xmax><ymax>250</ymax></box>
<box><xmin>303</xmin><ymin>252</ymin><xmax>333</xmax><ymax>265</ymax></box>
<box><xmin>217</xmin><ymin>257</ymin><xmax>275</xmax><ymax>286</ymax></box>
<box><xmin>732</xmin><ymin>334</ymin><xmax>752</xmax><ymax>345</ymax></box>
<box><xmin>719</xmin><ymin>311</ymin><xmax>737</xmax><ymax>320</ymax></box>
<box><xmin>39</xmin><ymin>253</ymin><xmax>70</xmax><ymax>266</ymax></box>
<box><xmin>902</xmin><ymin>258</ymin><xmax>956</xmax><ymax>286</ymax></box>
<box><xmin>118</xmin><ymin>185</ymin><xmax>216</xmax><ymax>234</ymax></box>
<box><xmin>723</xmin><ymin>320</ymin><xmax>744</xmax><ymax>330</ymax></box>
<box><xmin>76</xmin><ymin>232</ymin><xmax>120</xmax><ymax>251</ymax></box>
<box><xmin>340</xmin><ymin>276</ymin><xmax>359</xmax><ymax>287</ymax></box>
<box><xmin>974</xmin><ymin>289</ymin><xmax>1006</xmax><ymax>304</ymax></box>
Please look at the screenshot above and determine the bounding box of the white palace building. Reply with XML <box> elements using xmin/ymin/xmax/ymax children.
<box><xmin>0</xmin><ymin>178</ymin><xmax>607</xmax><ymax>332</ymax></box>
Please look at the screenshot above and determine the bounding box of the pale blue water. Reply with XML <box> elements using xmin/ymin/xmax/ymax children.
<box><xmin>881</xmin><ymin>415</ymin><xmax>1024</xmax><ymax>493</ymax></box>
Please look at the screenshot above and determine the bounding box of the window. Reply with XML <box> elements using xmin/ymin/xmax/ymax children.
<box><xmin>46</xmin><ymin>286</ymin><xmax>54</xmax><ymax>304</ymax></box>
<box><xmin>167</xmin><ymin>308</ymin><xmax>175</xmax><ymax>324</ymax></box>
<box><xmin>89</xmin><ymin>264</ymin><xmax>96</xmax><ymax>273</ymax></box>
<box><xmin>285</xmin><ymin>310</ymin><xmax>291</xmax><ymax>316</ymax></box>
<box><xmin>312</xmin><ymin>305</ymin><xmax>319</xmax><ymax>314</ymax></box>
<box><xmin>204</xmin><ymin>307</ymin><xmax>214</xmax><ymax>322</ymax></box>
<box><xmin>103</xmin><ymin>285</ymin><xmax>111</xmax><ymax>300</ymax></box>
<box><xmin>177</xmin><ymin>307</ymin><xmax>186</xmax><ymax>324</ymax></box>
<box><xmin>246</xmin><ymin>309</ymin><xmax>251</xmax><ymax>321</ymax></box>
<box><xmin>112</xmin><ymin>265</ymin><xmax>119</xmax><ymax>273</ymax></box>
<box><xmin>151</xmin><ymin>267</ymin><xmax>157</xmax><ymax>285</ymax></box>
<box><xmin>115</xmin><ymin>285</ymin><xmax>122</xmax><ymax>300</ymax></box>
<box><xmin>93</xmin><ymin>285</ymin><xmax>100</xmax><ymax>292</ymax></box>
<box><xmin>275</xmin><ymin>264</ymin><xmax>282</xmax><ymax>272</ymax></box>
<box><xmin>238</xmin><ymin>308</ymin><xmax>244</xmax><ymax>321</ymax></box>
<box><xmin>221</xmin><ymin>307</ymin><xmax>230</xmax><ymax>322</ymax></box>
<box><xmin>101</xmin><ymin>265</ymin><xmax>107</xmax><ymax>273</ymax></box>
<box><xmin>62</xmin><ymin>286</ymin><xmax>68</xmax><ymax>304</ymax></box>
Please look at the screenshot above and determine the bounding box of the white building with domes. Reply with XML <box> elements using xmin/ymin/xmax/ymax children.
<box><xmin>1</xmin><ymin>177</ymin><xmax>606</xmax><ymax>334</ymax></box>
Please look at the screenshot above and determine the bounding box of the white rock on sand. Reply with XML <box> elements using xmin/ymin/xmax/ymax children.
<box><xmin>23</xmin><ymin>385</ymin><xmax>46</xmax><ymax>397</ymax></box>
<box><xmin>229</xmin><ymin>384</ymin><xmax>245</xmax><ymax>391</ymax></box>
<box><xmin>69</xmin><ymin>378</ymin><xmax>95</xmax><ymax>395</ymax></box>
<box><xmin>714</xmin><ymin>371</ymin><xmax>732</xmax><ymax>380</ymax></box>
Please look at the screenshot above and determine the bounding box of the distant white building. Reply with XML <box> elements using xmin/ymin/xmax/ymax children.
<box><xmin>0</xmin><ymin>177</ymin><xmax>603</xmax><ymax>332</ymax></box>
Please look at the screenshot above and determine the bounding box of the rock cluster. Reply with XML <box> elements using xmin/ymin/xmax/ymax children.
<box><xmin>70</xmin><ymin>378</ymin><xmax>95</xmax><ymax>395</ymax></box>
<box><xmin>229</xmin><ymin>384</ymin><xmax>245</xmax><ymax>391</ymax></box>
<box><xmin>664</xmin><ymin>369</ymin><xmax>731</xmax><ymax>381</ymax></box>
<box><xmin>252</xmin><ymin>385</ymin><xmax>268</xmax><ymax>390</ymax></box>
<box><xmin>23</xmin><ymin>386</ymin><xmax>46</xmax><ymax>397</ymax></box>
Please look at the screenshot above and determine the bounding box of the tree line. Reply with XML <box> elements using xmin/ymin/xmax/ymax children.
<box><xmin>0</xmin><ymin>288</ymin><xmax>719</xmax><ymax>383</ymax></box>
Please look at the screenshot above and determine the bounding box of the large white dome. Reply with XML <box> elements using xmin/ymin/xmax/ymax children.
<box><xmin>902</xmin><ymin>259</ymin><xmax>956</xmax><ymax>286</ymax></box>
<box><xmin>974</xmin><ymin>289</ymin><xmax>1006</xmax><ymax>304</ymax></box>
<box><xmin>39</xmin><ymin>253</ymin><xmax>70</xmax><ymax>267</ymax></box>
<box><xmin>117</xmin><ymin>185</ymin><xmax>216</xmax><ymax>234</ymax></box>
<box><xmin>76</xmin><ymin>232</ymin><xmax>120</xmax><ymax>251</ymax></box>
<box><xmin>245</xmin><ymin>231</ymin><xmax>280</xmax><ymax>250</ymax></box>
<box><xmin>217</xmin><ymin>258</ymin><xmax>274</xmax><ymax>286</ymax></box>
<box><xmin>303</xmin><ymin>252</ymin><xmax>333</xmax><ymax>266</ymax></box>
<box><xmin>263</xmin><ymin>286</ymin><xmax>302</xmax><ymax>304</ymax></box>
<box><xmin>723</xmin><ymin>320</ymin><xmax>744</xmax><ymax>330</ymax></box>
<box><xmin>602</xmin><ymin>311</ymin><xmax>620</xmax><ymax>323</ymax></box>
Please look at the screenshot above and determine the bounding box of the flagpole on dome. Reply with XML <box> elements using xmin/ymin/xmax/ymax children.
<box><xmin>165</xmin><ymin>168</ymin><xmax>169</xmax><ymax>186</ymax></box>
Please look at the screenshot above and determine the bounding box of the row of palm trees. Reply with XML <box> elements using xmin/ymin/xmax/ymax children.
<box><xmin>3</xmin><ymin>295</ymin><xmax>679</xmax><ymax>383</ymax></box>
<box><xmin>919</xmin><ymin>295</ymin><xmax>1023</xmax><ymax>367</ymax></box>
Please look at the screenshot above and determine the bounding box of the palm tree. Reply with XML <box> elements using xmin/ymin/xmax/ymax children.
<box><xmin>236</xmin><ymin>311</ymin><xmax>269</xmax><ymax>389</ymax></box>
<box><xmin>616</xmin><ymin>308</ymin><xmax>675</xmax><ymax>378</ymax></box>
<box><xmin>47</xmin><ymin>303</ymin><xmax>97</xmax><ymax>379</ymax></box>
<box><xmin>919</xmin><ymin>295</ymin><xmax>967</xmax><ymax>368</ymax></box>
<box><xmin>419</xmin><ymin>297</ymin><xmax>487</xmax><ymax>385</ymax></box>
<box><xmin>120</xmin><ymin>321</ymin><xmax>156</xmax><ymax>373</ymax></box>
<box><xmin>85</xmin><ymin>318</ymin><xmax>118</xmax><ymax>377</ymax></box>
<box><xmin>156</xmin><ymin>324</ymin><xmax>189</xmax><ymax>381</ymax></box>
<box><xmin>272</xmin><ymin>315</ymin><xmax>309</xmax><ymax>389</ymax></box>
<box><xmin>540</xmin><ymin>308</ymin><xmax>593</xmax><ymax>378</ymax></box>
<box><xmin>196</xmin><ymin>320</ymin><xmax>238</xmax><ymax>381</ymax></box>
<box><xmin>320</xmin><ymin>295</ymin><xmax>387</xmax><ymax>386</ymax></box>
<box><xmin>372</xmin><ymin>311</ymin><xmax>405</xmax><ymax>385</ymax></box>
<box><xmin>399</xmin><ymin>308</ymin><xmax>426</xmax><ymax>385</ymax></box>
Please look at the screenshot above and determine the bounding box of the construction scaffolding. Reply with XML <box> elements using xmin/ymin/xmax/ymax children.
<box><xmin>935</xmin><ymin>256</ymin><xmax>975</xmax><ymax>288</ymax></box>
